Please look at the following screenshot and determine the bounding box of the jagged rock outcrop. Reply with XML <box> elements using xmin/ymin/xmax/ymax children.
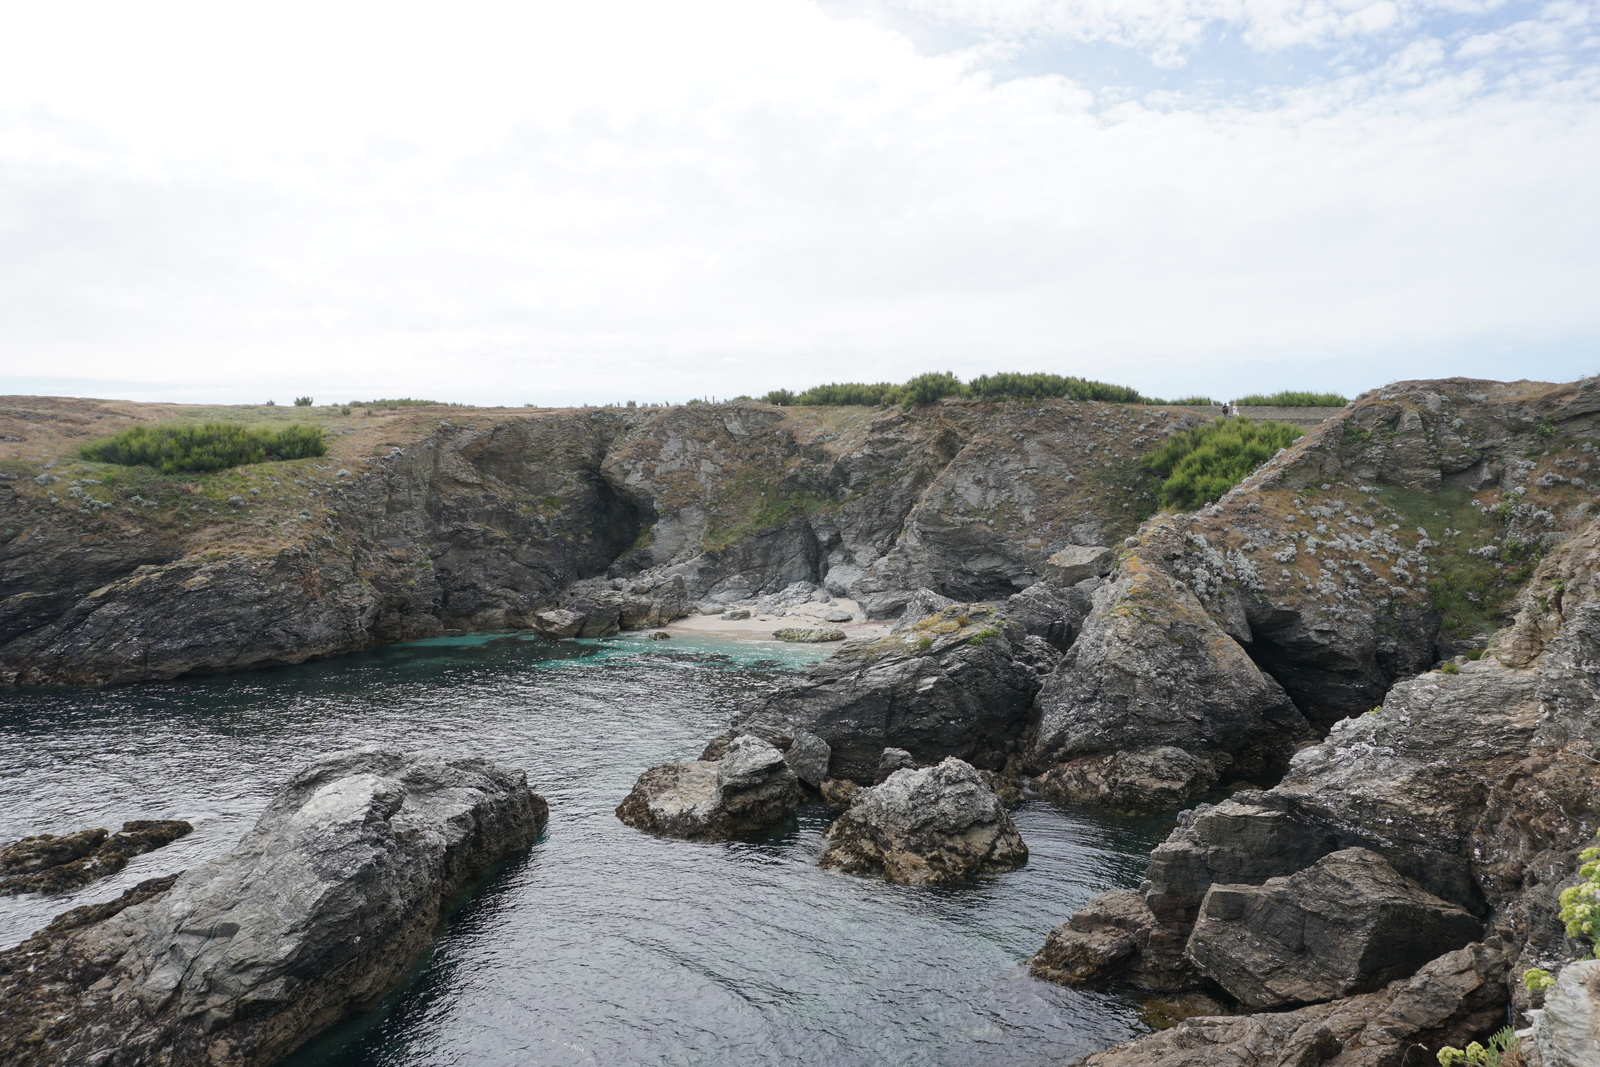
<box><xmin>1044</xmin><ymin>512</ymin><xmax>1600</xmax><ymax>1063</ymax></box>
<box><xmin>1021</xmin><ymin>377</ymin><xmax>1600</xmax><ymax>807</ymax></box>
<box><xmin>1072</xmin><ymin>941</ymin><xmax>1512</xmax><ymax>1067</ymax></box>
<box><xmin>0</xmin><ymin>747</ymin><xmax>549</xmax><ymax>1067</ymax></box>
<box><xmin>819</xmin><ymin>758</ymin><xmax>1027</xmax><ymax>885</ymax></box>
<box><xmin>734</xmin><ymin>605</ymin><xmax>1061</xmax><ymax>783</ymax></box>
<box><xmin>1186</xmin><ymin>848</ymin><xmax>1483</xmax><ymax>1009</ymax></box>
<box><xmin>1</xmin><ymin>820</ymin><xmax>192</xmax><ymax>895</ymax></box>
<box><xmin>616</xmin><ymin>734</ymin><xmax>802</xmax><ymax>839</ymax></box>
<box><xmin>1025</xmin><ymin>554</ymin><xmax>1313</xmax><ymax>811</ymax></box>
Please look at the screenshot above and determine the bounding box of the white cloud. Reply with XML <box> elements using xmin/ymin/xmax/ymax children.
<box><xmin>0</xmin><ymin>0</ymin><xmax>1596</xmax><ymax>406</ymax></box>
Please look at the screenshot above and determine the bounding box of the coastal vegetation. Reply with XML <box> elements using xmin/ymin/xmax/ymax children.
<box><xmin>762</xmin><ymin>371</ymin><xmax>1154</xmax><ymax>408</ymax></box>
<box><xmin>1233</xmin><ymin>390</ymin><xmax>1348</xmax><ymax>407</ymax></box>
<box><xmin>759</xmin><ymin>373</ymin><xmax>1345</xmax><ymax>410</ymax></box>
<box><xmin>80</xmin><ymin>422</ymin><xmax>326</xmax><ymax>473</ymax></box>
<box><xmin>1140</xmin><ymin>417</ymin><xmax>1304</xmax><ymax>510</ymax></box>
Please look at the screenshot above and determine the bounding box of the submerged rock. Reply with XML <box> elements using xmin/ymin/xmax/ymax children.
<box><xmin>616</xmin><ymin>734</ymin><xmax>800</xmax><ymax>840</ymax></box>
<box><xmin>819</xmin><ymin>758</ymin><xmax>1027</xmax><ymax>886</ymax></box>
<box><xmin>0</xmin><ymin>820</ymin><xmax>193</xmax><ymax>896</ymax></box>
<box><xmin>0</xmin><ymin>747</ymin><xmax>548</xmax><ymax>1067</ymax></box>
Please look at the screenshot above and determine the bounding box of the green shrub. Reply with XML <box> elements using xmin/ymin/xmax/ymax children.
<box><xmin>762</xmin><ymin>371</ymin><xmax>1158</xmax><ymax>409</ymax></box>
<box><xmin>293</xmin><ymin>396</ymin><xmax>313</xmax><ymax>407</ymax></box>
<box><xmin>80</xmin><ymin>423</ymin><xmax>326</xmax><ymax>473</ymax></box>
<box><xmin>1140</xmin><ymin>418</ymin><xmax>1305</xmax><ymax>510</ymax></box>
<box><xmin>900</xmin><ymin>371</ymin><xmax>967</xmax><ymax>407</ymax></box>
<box><xmin>1535</xmin><ymin>419</ymin><xmax>1558</xmax><ymax>438</ymax></box>
<box><xmin>1439</xmin><ymin>661</ymin><xmax>1460</xmax><ymax>674</ymax></box>
<box><xmin>966</xmin><ymin>372</ymin><xmax>1147</xmax><ymax>404</ymax></box>
<box><xmin>1559</xmin><ymin>830</ymin><xmax>1600</xmax><ymax>955</ymax></box>
<box><xmin>1164</xmin><ymin>395</ymin><xmax>1216</xmax><ymax>405</ymax></box>
<box><xmin>1233</xmin><ymin>391</ymin><xmax>1348</xmax><ymax>407</ymax></box>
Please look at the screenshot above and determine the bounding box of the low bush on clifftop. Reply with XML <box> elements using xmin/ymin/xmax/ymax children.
<box><xmin>80</xmin><ymin>423</ymin><xmax>326</xmax><ymax>473</ymax></box>
<box><xmin>1233</xmin><ymin>390</ymin><xmax>1349</xmax><ymax>407</ymax></box>
<box><xmin>1141</xmin><ymin>418</ymin><xmax>1304</xmax><ymax>510</ymax></box>
<box><xmin>761</xmin><ymin>371</ymin><xmax>1153</xmax><ymax>408</ymax></box>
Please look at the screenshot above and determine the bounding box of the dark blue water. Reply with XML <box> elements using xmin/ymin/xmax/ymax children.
<box><xmin>0</xmin><ymin>632</ymin><xmax>1166</xmax><ymax>1067</ymax></box>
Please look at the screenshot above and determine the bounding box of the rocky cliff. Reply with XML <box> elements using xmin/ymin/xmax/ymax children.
<box><xmin>1038</xmin><ymin>509</ymin><xmax>1600</xmax><ymax>1064</ymax></box>
<box><xmin>0</xmin><ymin>395</ymin><xmax>1206</xmax><ymax>684</ymax></box>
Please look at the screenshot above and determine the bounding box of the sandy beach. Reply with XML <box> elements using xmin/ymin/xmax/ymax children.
<box><xmin>662</xmin><ymin>597</ymin><xmax>893</xmax><ymax>643</ymax></box>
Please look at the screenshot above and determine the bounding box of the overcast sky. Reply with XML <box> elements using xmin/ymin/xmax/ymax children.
<box><xmin>1</xmin><ymin>0</ymin><xmax>1596</xmax><ymax>407</ymax></box>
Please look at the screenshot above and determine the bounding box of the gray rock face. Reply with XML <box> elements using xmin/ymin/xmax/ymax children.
<box><xmin>1042</xmin><ymin>545</ymin><xmax>1114</xmax><ymax>586</ymax></box>
<box><xmin>0</xmin><ymin>747</ymin><xmax>549</xmax><ymax>1067</ymax></box>
<box><xmin>1002</xmin><ymin>576</ymin><xmax>1100</xmax><ymax>651</ymax></box>
<box><xmin>1187</xmin><ymin>848</ymin><xmax>1484</xmax><ymax>1009</ymax></box>
<box><xmin>1530</xmin><ymin>958</ymin><xmax>1600</xmax><ymax>1067</ymax></box>
<box><xmin>532</xmin><ymin>608</ymin><xmax>585</xmax><ymax>638</ymax></box>
<box><xmin>1025</xmin><ymin>560</ymin><xmax>1312</xmax><ymax>811</ymax></box>
<box><xmin>738</xmin><ymin>607</ymin><xmax>1061</xmax><ymax>783</ymax></box>
<box><xmin>820</xmin><ymin>758</ymin><xmax>1027</xmax><ymax>885</ymax></box>
<box><xmin>1072</xmin><ymin>941</ymin><xmax>1511</xmax><ymax>1067</ymax></box>
<box><xmin>615</xmin><ymin>734</ymin><xmax>801</xmax><ymax>840</ymax></box>
<box><xmin>772</xmin><ymin>628</ymin><xmax>845</xmax><ymax>642</ymax></box>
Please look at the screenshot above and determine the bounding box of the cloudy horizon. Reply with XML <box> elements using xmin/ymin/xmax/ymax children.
<box><xmin>1</xmin><ymin>0</ymin><xmax>1596</xmax><ymax>407</ymax></box>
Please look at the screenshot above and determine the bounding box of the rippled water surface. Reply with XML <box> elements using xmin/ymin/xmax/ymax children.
<box><xmin>0</xmin><ymin>632</ymin><xmax>1168</xmax><ymax>1067</ymax></box>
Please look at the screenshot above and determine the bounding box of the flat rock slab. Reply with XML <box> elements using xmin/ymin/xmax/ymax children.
<box><xmin>1</xmin><ymin>820</ymin><xmax>193</xmax><ymax>896</ymax></box>
<box><xmin>0</xmin><ymin>747</ymin><xmax>548</xmax><ymax>1067</ymax></box>
<box><xmin>820</xmin><ymin>757</ymin><xmax>1027</xmax><ymax>885</ymax></box>
<box><xmin>1186</xmin><ymin>847</ymin><xmax>1483</xmax><ymax>1009</ymax></box>
<box><xmin>1043</xmin><ymin>545</ymin><xmax>1114</xmax><ymax>586</ymax></box>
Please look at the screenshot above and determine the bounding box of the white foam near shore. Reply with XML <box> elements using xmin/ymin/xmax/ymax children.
<box><xmin>662</xmin><ymin>597</ymin><xmax>892</xmax><ymax>643</ymax></box>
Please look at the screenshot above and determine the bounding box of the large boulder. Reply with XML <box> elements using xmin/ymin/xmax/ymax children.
<box><xmin>1071</xmin><ymin>941</ymin><xmax>1511</xmax><ymax>1067</ymax></box>
<box><xmin>1042</xmin><ymin>545</ymin><xmax>1114</xmax><ymax>586</ymax></box>
<box><xmin>1025</xmin><ymin>554</ymin><xmax>1312</xmax><ymax>811</ymax></box>
<box><xmin>819</xmin><ymin>757</ymin><xmax>1027</xmax><ymax>885</ymax></box>
<box><xmin>0</xmin><ymin>747</ymin><xmax>548</xmax><ymax>1067</ymax></box>
<box><xmin>1002</xmin><ymin>576</ymin><xmax>1101</xmax><ymax>651</ymax></box>
<box><xmin>738</xmin><ymin>606</ymin><xmax>1060</xmax><ymax>783</ymax></box>
<box><xmin>616</xmin><ymin>734</ymin><xmax>801</xmax><ymax>839</ymax></box>
<box><xmin>1186</xmin><ymin>848</ymin><xmax>1484</xmax><ymax>1009</ymax></box>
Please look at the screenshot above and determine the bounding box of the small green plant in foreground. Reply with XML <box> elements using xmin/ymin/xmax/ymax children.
<box><xmin>1559</xmin><ymin>829</ymin><xmax>1600</xmax><ymax>955</ymax></box>
<box><xmin>1140</xmin><ymin>418</ymin><xmax>1304</xmax><ymax>510</ymax></box>
<box><xmin>80</xmin><ymin>423</ymin><xmax>326</xmax><ymax>473</ymax></box>
<box><xmin>1436</xmin><ymin>1026</ymin><xmax>1519</xmax><ymax>1066</ymax></box>
<box><xmin>1234</xmin><ymin>390</ymin><xmax>1349</xmax><ymax>407</ymax></box>
<box><xmin>1438</xmin><ymin>661</ymin><xmax>1460</xmax><ymax>674</ymax></box>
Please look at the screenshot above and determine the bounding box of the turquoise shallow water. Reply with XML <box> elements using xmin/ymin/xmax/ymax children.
<box><xmin>0</xmin><ymin>632</ymin><xmax>1166</xmax><ymax>1066</ymax></box>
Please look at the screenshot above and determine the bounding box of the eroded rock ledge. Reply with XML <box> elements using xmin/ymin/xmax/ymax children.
<box><xmin>0</xmin><ymin>747</ymin><xmax>548</xmax><ymax>1067</ymax></box>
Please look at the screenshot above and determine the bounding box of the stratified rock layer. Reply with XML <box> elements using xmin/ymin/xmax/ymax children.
<box><xmin>819</xmin><ymin>757</ymin><xmax>1027</xmax><ymax>885</ymax></box>
<box><xmin>0</xmin><ymin>747</ymin><xmax>548</xmax><ymax>1067</ymax></box>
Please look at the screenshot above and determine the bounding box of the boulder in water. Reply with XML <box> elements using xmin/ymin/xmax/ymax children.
<box><xmin>0</xmin><ymin>746</ymin><xmax>548</xmax><ymax>1067</ymax></box>
<box><xmin>616</xmin><ymin>734</ymin><xmax>800</xmax><ymax>840</ymax></box>
<box><xmin>819</xmin><ymin>757</ymin><xmax>1027</xmax><ymax>885</ymax></box>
